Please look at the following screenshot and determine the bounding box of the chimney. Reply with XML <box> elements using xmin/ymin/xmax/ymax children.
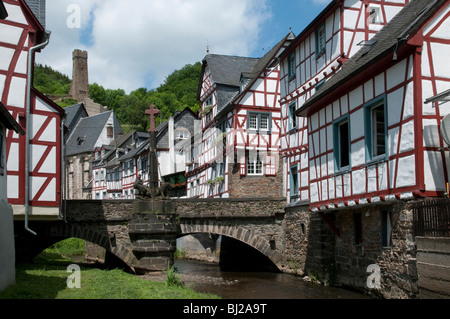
<box><xmin>69</xmin><ymin>49</ymin><xmax>89</xmax><ymax>102</ymax></box>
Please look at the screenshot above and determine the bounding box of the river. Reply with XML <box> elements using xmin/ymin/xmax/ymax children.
<box><xmin>173</xmin><ymin>259</ymin><xmax>373</xmax><ymax>299</ymax></box>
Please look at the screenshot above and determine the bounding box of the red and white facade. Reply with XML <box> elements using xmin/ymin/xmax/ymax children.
<box><xmin>279</xmin><ymin>0</ymin><xmax>411</xmax><ymax>204</ymax></box>
<box><xmin>1</xmin><ymin>0</ymin><xmax>64</xmax><ymax>219</ymax></box>
<box><xmin>187</xmin><ymin>35</ymin><xmax>293</xmax><ymax>199</ymax></box>
<box><xmin>280</xmin><ymin>0</ymin><xmax>450</xmax><ymax>212</ymax></box>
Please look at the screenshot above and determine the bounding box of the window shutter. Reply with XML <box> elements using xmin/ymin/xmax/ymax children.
<box><xmin>265</xmin><ymin>155</ymin><xmax>276</xmax><ymax>176</ymax></box>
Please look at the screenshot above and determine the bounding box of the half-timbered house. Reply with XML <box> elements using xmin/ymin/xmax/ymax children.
<box><xmin>65</xmin><ymin>110</ymin><xmax>123</xmax><ymax>199</ymax></box>
<box><xmin>187</xmin><ymin>32</ymin><xmax>294</xmax><ymax>198</ymax></box>
<box><xmin>104</xmin><ymin>107</ymin><xmax>198</xmax><ymax>199</ymax></box>
<box><xmin>1</xmin><ymin>0</ymin><xmax>65</xmax><ymax>226</ymax></box>
<box><xmin>281</xmin><ymin>0</ymin><xmax>449</xmax><ymax>297</ymax></box>
<box><xmin>279</xmin><ymin>0</ymin><xmax>411</xmax><ymax>204</ymax></box>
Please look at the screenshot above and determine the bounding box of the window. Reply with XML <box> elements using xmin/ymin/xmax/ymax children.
<box><xmin>141</xmin><ymin>157</ymin><xmax>148</xmax><ymax>172</ymax></box>
<box><xmin>175</xmin><ymin>128</ymin><xmax>189</xmax><ymax>140</ymax></box>
<box><xmin>288</xmin><ymin>102</ymin><xmax>297</xmax><ymax>131</ymax></box>
<box><xmin>217</xmin><ymin>120</ymin><xmax>227</xmax><ymax>133</ymax></box>
<box><xmin>381</xmin><ymin>209</ymin><xmax>393</xmax><ymax>247</ymax></box>
<box><xmin>107</xmin><ymin>125</ymin><xmax>113</xmax><ymax>138</ymax></box>
<box><xmin>205</xmin><ymin>96</ymin><xmax>213</xmax><ymax>107</ymax></box>
<box><xmin>190</xmin><ymin>182</ymin><xmax>194</xmax><ymax>197</ymax></box>
<box><xmin>290</xmin><ymin>165</ymin><xmax>299</xmax><ymax>198</ymax></box>
<box><xmin>249</xmin><ymin>113</ymin><xmax>258</xmax><ymax>130</ymax></box>
<box><xmin>365</xmin><ymin>96</ymin><xmax>386</xmax><ymax>161</ymax></box>
<box><xmin>247</xmin><ymin>153</ymin><xmax>263</xmax><ymax>175</ymax></box>
<box><xmin>203</xmin><ymin>96</ymin><xmax>214</xmax><ymax>124</ymax></box>
<box><xmin>316</xmin><ymin>23</ymin><xmax>326</xmax><ymax>56</ymax></box>
<box><xmin>247</xmin><ymin>112</ymin><xmax>271</xmax><ymax>133</ymax></box>
<box><xmin>333</xmin><ymin>116</ymin><xmax>350</xmax><ymax>172</ymax></box>
<box><xmin>354</xmin><ymin>212</ymin><xmax>362</xmax><ymax>245</ymax></box>
<box><xmin>369</xmin><ymin>5</ymin><xmax>383</xmax><ymax>24</ymax></box>
<box><xmin>260</xmin><ymin>114</ymin><xmax>269</xmax><ymax>131</ymax></box>
<box><xmin>288</xmin><ymin>53</ymin><xmax>296</xmax><ymax>79</ymax></box>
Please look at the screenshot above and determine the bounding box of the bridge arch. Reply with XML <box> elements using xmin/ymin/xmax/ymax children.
<box><xmin>55</xmin><ymin>223</ymin><xmax>139</xmax><ymax>271</ymax></box>
<box><xmin>178</xmin><ymin>220</ymin><xmax>284</xmax><ymax>271</ymax></box>
<box><xmin>14</xmin><ymin>221</ymin><xmax>139</xmax><ymax>272</ymax></box>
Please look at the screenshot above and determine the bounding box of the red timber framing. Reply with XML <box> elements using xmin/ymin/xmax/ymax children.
<box><xmin>296</xmin><ymin>1</ymin><xmax>450</xmax><ymax>212</ymax></box>
<box><xmin>2</xmin><ymin>0</ymin><xmax>64</xmax><ymax>210</ymax></box>
<box><xmin>190</xmin><ymin>34</ymin><xmax>293</xmax><ymax>198</ymax></box>
<box><xmin>278</xmin><ymin>1</ymin><xmax>412</xmax><ymax>204</ymax></box>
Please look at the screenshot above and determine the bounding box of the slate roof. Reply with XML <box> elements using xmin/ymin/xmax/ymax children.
<box><xmin>215</xmin><ymin>31</ymin><xmax>296</xmax><ymax>119</ymax></box>
<box><xmin>24</xmin><ymin>0</ymin><xmax>46</xmax><ymax>28</ymax></box>
<box><xmin>63</xmin><ymin>103</ymin><xmax>88</xmax><ymax>133</ymax></box>
<box><xmin>297</xmin><ymin>0</ymin><xmax>446</xmax><ymax>116</ymax></box>
<box><xmin>203</xmin><ymin>54</ymin><xmax>259</xmax><ymax>87</ymax></box>
<box><xmin>199</xmin><ymin>54</ymin><xmax>259</xmax><ymax>113</ymax></box>
<box><xmin>65</xmin><ymin>110</ymin><xmax>123</xmax><ymax>156</ymax></box>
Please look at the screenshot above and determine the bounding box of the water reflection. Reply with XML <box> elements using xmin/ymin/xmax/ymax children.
<box><xmin>174</xmin><ymin>259</ymin><xmax>372</xmax><ymax>299</ymax></box>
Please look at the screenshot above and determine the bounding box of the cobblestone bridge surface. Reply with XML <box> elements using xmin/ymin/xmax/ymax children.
<box><xmin>15</xmin><ymin>198</ymin><xmax>289</xmax><ymax>273</ymax></box>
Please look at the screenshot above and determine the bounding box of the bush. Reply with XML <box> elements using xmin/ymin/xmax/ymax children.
<box><xmin>165</xmin><ymin>263</ymin><xmax>184</xmax><ymax>287</ymax></box>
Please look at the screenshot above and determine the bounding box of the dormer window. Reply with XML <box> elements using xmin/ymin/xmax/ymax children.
<box><xmin>175</xmin><ymin>128</ymin><xmax>189</xmax><ymax>140</ymax></box>
<box><xmin>77</xmin><ymin>136</ymin><xmax>85</xmax><ymax>145</ymax></box>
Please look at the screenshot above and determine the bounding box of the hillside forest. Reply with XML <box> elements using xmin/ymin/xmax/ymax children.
<box><xmin>33</xmin><ymin>62</ymin><xmax>202</xmax><ymax>132</ymax></box>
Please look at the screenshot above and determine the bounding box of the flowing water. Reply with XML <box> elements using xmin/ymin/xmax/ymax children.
<box><xmin>174</xmin><ymin>259</ymin><xmax>373</xmax><ymax>299</ymax></box>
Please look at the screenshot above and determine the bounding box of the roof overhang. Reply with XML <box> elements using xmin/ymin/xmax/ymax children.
<box><xmin>295</xmin><ymin>42</ymin><xmax>414</xmax><ymax>117</ymax></box>
<box><xmin>0</xmin><ymin>0</ymin><xmax>8</xmax><ymax>20</ymax></box>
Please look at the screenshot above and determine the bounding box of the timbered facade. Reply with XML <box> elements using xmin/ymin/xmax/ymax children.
<box><xmin>278</xmin><ymin>0</ymin><xmax>450</xmax><ymax>296</ymax></box>
<box><xmin>187</xmin><ymin>32</ymin><xmax>294</xmax><ymax>198</ymax></box>
<box><xmin>279</xmin><ymin>0</ymin><xmax>411</xmax><ymax>204</ymax></box>
<box><xmin>294</xmin><ymin>0</ymin><xmax>450</xmax><ymax>212</ymax></box>
<box><xmin>1</xmin><ymin>0</ymin><xmax>64</xmax><ymax>219</ymax></box>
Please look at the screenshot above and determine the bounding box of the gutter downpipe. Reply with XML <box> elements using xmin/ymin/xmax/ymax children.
<box><xmin>25</xmin><ymin>31</ymin><xmax>51</xmax><ymax>235</ymax></box>
<box><xmin>60</xmin><ymin>120</ymin><xmax>67</xmax><ymax>223</ymax></box>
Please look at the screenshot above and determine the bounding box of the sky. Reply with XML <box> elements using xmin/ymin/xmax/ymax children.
<box><xmin>35</xmin><ymin>0</ymin><xmax>332</xmax><ymax>94</ymax></box>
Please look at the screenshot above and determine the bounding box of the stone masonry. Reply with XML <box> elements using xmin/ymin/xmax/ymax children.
<box><xmin>69</xmin><ymin>49</ymin><xmax>89</xmax><ymax>102</ymax></box>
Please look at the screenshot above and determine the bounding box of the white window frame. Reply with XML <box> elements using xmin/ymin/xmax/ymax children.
<box><xmin>333</xmin><ymin>116</ymin><xmax>350</xmax><ymax>172</ymax></box>
<box><xmin>247</xmin><ymin>112</ymin><xmax>271</xmax><ymax>133</ymax></box>
<box><xmin>247</xmin><ymin>153</ymin><xmax>263</xmax><ymax>176</ymax></box>
<box><xmin>316</xmin><ymin>23</ymin><xmax>326</xmax><ymax>56</ymax></box>
<box><xmin>364</xmin><ymin>96</ymin><xmax>387</xmax><ymax>162</ymax></box>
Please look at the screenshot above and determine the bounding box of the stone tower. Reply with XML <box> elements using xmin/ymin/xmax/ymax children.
<box><xmin>69</xmin><ymin>49</ymin><xmax>89</xmax><ymax>101</ymax></box>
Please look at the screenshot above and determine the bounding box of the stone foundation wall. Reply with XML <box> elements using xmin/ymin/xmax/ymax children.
<box><xmin>416</xmin><ymin>237</ymin><xmax>450</xmax><ymax>298</ymax></box>
<box><xmin>227</xmin><ymin>154</ymin><xmax>283</xmax><ymax>198</ymax></box>
<box><xmin>281</xmin><ymin>202</ymin><xmax>310</xmax><ymax>275</ymax></box>
<box><xmin>334</xmin><ymin>202</ymin><xmax>418</xmax><ymax>298</ymax></box>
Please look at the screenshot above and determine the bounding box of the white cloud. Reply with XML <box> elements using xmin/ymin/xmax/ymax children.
<box><xmin>36</xmin><ymin>0</ymin><xmax>270</xmax><ymax>93</ymax></box>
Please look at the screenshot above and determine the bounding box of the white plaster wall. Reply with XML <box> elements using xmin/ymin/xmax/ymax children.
<box><xmin>0</xmin><ymin>199</ymin><xmax>15</xmax><ymax>291</ymax></box>
<box><xmin>7</xmin><ymin>77</ymin><xmax>26</xmax><ymax>108</ymax></box>
<box><xmin>0</xmin><ymin>129</ymin><xmax>15</xmax><ymax>291</ymax></box>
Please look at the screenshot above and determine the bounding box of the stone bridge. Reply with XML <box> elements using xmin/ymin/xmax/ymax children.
<box><xmin>14</xmin><ymin>198</ymin><xmax>289</xmax><ymax>274</ymax></box>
